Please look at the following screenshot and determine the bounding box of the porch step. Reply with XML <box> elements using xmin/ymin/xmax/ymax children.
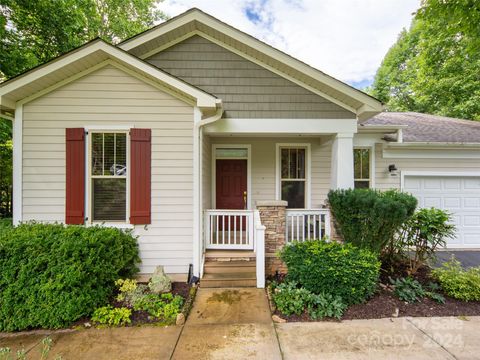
<box><xmin>205</xmin><ymin>250</ymin><xmax>256</xmax><ymax>262</ymax></box>
<box><xmin>204</xmin><ymin>260</ymin><xmax>256</xmax><ymax>274</ymax></box>
<box><xmin>201</xmin><ymin>272</ymin><xmax>257</xmax><ymax>288</ymax></box>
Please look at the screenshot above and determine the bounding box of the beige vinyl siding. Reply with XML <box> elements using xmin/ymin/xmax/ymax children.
<box><xmin>146</xmin><ymin>35</ymin><xmax>354</xmax><ymax>119</ymax></box>
<box><xmin>374</xmin><ymin>144</ymin><xmax>480</xmax><ymax>190</ymax></box>
<box><xmin>209</xmin><ymin>137</ymin><xmax>331</xmax><ymax>208</ymax></box>
<box><xmin>22</xmin><ymin>64</ymin><xmax>194</xmax><ymax>275</ymax></box>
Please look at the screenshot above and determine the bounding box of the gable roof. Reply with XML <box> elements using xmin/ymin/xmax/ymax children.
<box><xmin>119</xmin><ymin>8</ymin><xmax>383</xmax><ymax>121</ymax></box>
<box><xmin>0</xmin><ymin>38</ymin><xmax>220</xmax><ymax>112</ymax></box>
<box><xmin>364</xmin><ymin>112</ymin><xmax>480</xmax><ymax>143</ymax></box>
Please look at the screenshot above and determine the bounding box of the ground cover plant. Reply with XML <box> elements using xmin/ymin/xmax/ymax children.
<box><xmin>90</xmin><ymin>278</ymin><xmax>187</xmax><ymax>327</ymax></box>
<box><xmin>0</xmin><ymin>223</ymin><xmax>139</xmax><ymax>331</ymax></box>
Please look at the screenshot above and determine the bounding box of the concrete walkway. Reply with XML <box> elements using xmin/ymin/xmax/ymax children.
<box><xmin>2</xmin><ymin>288</ymin><xmax>480</xmax><ymax>359</ymax></box>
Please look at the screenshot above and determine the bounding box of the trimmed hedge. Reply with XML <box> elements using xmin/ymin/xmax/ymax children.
<box><xmin>280</xmin><ymin>240</ymin><xmax>380</xmax><ymax>305</ymax></box>
<box><xmin>328</xmin><ymin>189</ymin><xmax>417</xmax><ymax>254</ymax></box>
<box><xmin>0</xmin><ymin>223</ymin><xmax>139</xmax><ymax>331</ymax></box>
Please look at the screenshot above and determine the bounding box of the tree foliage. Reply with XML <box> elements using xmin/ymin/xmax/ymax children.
<box><xmin>0</xmin><ymin>0</ymin><xmax>167</xmax><ymax>80</ymax></box>
<box><xmin>370</xmin><ymin>0</ymin><xmax>480</xmax><ymax>120</ymax></box>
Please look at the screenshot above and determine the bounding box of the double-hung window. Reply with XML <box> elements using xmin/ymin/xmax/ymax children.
<box><xmin>280</xmin><ymin>147</ymin><xmax>307</xmax><ymax>208</ymax></box>
<box><xmin>90</xmin><ymin>132</ymin><xmax>128</xmax><ymax>222</ymax></box>
<box><xmin>353</xmin><ymin>148</ymin><xmax>371</xmax><ymax>189</ymax></box>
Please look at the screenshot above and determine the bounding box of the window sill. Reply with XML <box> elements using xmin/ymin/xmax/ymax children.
<box><xmin>88</xmin><ymin>222</ymin><xmax>134</xmax><ymax>229</ymax></box>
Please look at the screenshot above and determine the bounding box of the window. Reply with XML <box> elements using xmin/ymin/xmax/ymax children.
<box><xmin>354</xmin><ymin>148</ymin><xmax>370</xmax><ymax>188</ymax></box>
<box><xmin>280</xmin><ymin>147</ymin><xmax>306</xmax><ymax>208</ymax></box>
<box><xmin>90</xmin><ymin>132</ymin><xmax>128</xmax><ymax>222</ymax></box>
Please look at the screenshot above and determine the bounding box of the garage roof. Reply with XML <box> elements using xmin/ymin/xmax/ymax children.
<box><xmin>363</xmin><ymin>112</ymin><xmax>480</xmax><ymax>143</ymax></box>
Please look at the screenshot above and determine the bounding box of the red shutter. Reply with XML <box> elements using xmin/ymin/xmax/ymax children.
<box><xmin>65</xmin><ymin>128</ymin><xmax>85</xmax><ymax>224</ymax></box>
<box><xmin>130</xmin><ymin>128</ymin><xmax>151</xmax><ymax>224</ymax></box>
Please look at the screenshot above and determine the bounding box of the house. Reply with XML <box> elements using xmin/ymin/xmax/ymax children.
<box><xmin>1</xmin><ymin>8</ymin><xmax>479</xmax><ymax>288</ymax></box>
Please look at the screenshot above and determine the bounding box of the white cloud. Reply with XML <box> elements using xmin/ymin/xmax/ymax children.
<box><xmin>160</xmin><ymin>0</ymin><xmax>420</xmax><ymax>87</ymax></box>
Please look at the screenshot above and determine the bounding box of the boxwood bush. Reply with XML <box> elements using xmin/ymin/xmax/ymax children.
<box><xmin>280</xmin><ymin>240</ymin><xmax>380</xmax><ymax>305</ymax></box>
<box><xmin>0</xmin><ymin>223</ymin><xmax>139</xmax><ymax>331</ymax></box>
<box><xmin>328</xmin><ymin>189</ymin><xmax>417</xmax><ymax>254</ymax></box>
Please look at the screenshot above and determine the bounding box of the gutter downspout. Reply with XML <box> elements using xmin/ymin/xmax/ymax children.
<box><xmin>192</xmin><ymin>104</ymin><xmax>223</xmax><ymax>277</ymax></box>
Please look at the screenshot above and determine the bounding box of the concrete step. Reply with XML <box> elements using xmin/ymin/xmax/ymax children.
<box><xmin>204</xmin><ymin>260</ymin><xmax>256</xmax><ymax>274</ymax></box>
<box><xmin>201</xmin><ymin>272</ymin><xmax>257</xmax><ymax>288</ymax></box>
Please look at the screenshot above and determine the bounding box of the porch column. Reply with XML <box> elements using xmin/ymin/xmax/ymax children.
<box><xmin>330</xmin><ymin>132</ymin><xmax>354</xmax><ymax>189</ymax></box>
<box><xmin>256</xmin><ymin>200</ymin><xmax>288</xmax><ymax>276</ymax></box>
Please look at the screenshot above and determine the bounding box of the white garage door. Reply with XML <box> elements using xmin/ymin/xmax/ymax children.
<box><xmin>403</xmin><ymin>175</ymin><xmax>480</xmax><ymax>248</ymax></box>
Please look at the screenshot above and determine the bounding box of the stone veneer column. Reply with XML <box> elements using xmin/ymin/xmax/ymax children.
<box><xmin>256</xmin><ymin>200</ymin><xmax>288</xmax><ymax>276</ymax></box>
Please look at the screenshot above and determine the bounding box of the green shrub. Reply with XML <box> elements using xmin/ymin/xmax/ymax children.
<box><xmin>432</xmin><ymin>257</ymin><xmax>480</xmax><ymax>301</ymax></box>
<box><xmin>280</xmin><ymin>240</ymin><xmax>380</xmax><ymax>305</ymax></box>
<box><xmin>92</xmin><ymin>306</ymin><xmax>131</xmax><ymax>326</ymax></box>
<box><xmin>328</xmin><ymin>189</ymin><xmax>417</xmax><ymax>254</ymax></box>
<box><xmin>397</xmin><ymin>208</ymin><xmax>456</xmax><ymax>274</ymax></box>
<box><xmin>0</xmin><ymin>223</ymin><xmax>139</xmax><ymax>331</ymax></box>
<box><xmin>115</xmin><ymin>278</ymin><xmax>148</xmax><ymax>307</ymax></box>
<box><xmin>271</xmin><ymin>282</ymin><xmax>312</xmax><ymax>316</ymax></box>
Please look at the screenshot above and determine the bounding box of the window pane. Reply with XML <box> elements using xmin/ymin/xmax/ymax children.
<box><xmin>216</xmin><ymin>148</ymin><xmax>248</xmax><ymax>158</ymax></box>
<box><xmin>281</xmin><ymin>181</ymin><xmax>305</xmax><ymax>208</ymax></box>
<box><xmin>297</xmin><ymin>149</ymin><xmax>305</xmax><ymax>178</ymax></box>
<box><xmin>92</xmin><ymin>178</ymin><xmax>126</xmax><ymax>221</ymax></box>
<box><xmin>281</xmin><ymin>149</ymin><xmax>289</xmax><ymax>178</ymax></box>
<box><xmin>361</xmin><ymin>149</ymin><xmax>370</xmax><ymax>179</ymax></box>
<box><xmin>354</xmin><ymin>180</ymin><xmax>370</xmax><ymax>189</ymax></box>
<box><xmin>114</xmin><ymin>133</ymin><xmax>127</xmax><ymax>176</ymax></box>
<box><xmin>103</xmin><ymin>133</ymin><xmax>115</xmax><ymax>175</ymax></box>
<box><xmin>92</xmin><ymin>133</ymin><xmax>103</xmax><ymax>175</ymax></box>
<box><xmin>289</xmin><ymin>149</ymin><xmax>297</xmax><ymax>180</ymax></box>
<box><xmin>354</xmin><ymin>149</ymin><xmax>362</xmax><ymax>179</ymax></box>
<box><xmin>281</xmin><ymin>148</ymin><xmax>306</xmax><ymax>180</ymax></box>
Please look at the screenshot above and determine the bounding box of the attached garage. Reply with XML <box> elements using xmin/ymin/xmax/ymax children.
<box><xmin>403</xmin><ymin>173</ymin><xmax>480</xmax><ymax>248</ymax></box>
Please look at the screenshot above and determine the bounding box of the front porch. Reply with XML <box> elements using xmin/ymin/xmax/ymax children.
<box><xmin>198</xmin><ymin>129</ymin><xmax>354</xmax><ymax>288</ymax></box>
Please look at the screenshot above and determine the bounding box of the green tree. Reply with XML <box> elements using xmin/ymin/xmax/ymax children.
<box><xmin>0</xmin><ymin>0</ymin><xmax>167</xmax><ymax>79</ymax></box>
<box><xmin>370</xmin><ymin>0</ymin><xmax>480</xmax><ymax>120</ymax></box>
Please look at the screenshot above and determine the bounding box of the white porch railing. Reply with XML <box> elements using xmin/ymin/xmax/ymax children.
<box><xmin>286</xmin><ymin>209</ymin><xmax>331</xmax><ymax>243</ymax></box>
<box><xmin>204</xmin><ymin>210</ymin><xmax>254</xmax><ymax>250</ymax></box>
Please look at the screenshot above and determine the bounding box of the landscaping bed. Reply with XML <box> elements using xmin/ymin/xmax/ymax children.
<box><xmin>269</xmin><ymin>268</ymin><xmax>480</xmax><ymax>322</ymax></box>
<box><xmin>268</xmin><ymin>189</ymin><xmax>480</xmax><ymax>323</ymax></box>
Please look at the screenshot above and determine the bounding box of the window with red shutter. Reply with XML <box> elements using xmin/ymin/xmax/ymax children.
<box><xmin>130</xmin><ymin>129</ymin><xmax>151</xmax><ymax>224</ymax></box>
<box><xmin>65</xmin><ymin>128</ymin><xmax>85</xmax><ymax>224</ymax></box>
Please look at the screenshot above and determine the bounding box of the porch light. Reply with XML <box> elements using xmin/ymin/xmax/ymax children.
<box><xmin>388</xmin><ymin>164</ymin><xmax>398</xmax><ymax>177</ymax></box>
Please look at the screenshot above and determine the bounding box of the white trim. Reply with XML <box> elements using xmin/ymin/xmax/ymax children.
<box><xmin>85</xmin><ymin>124</ymin><xmax>134</xmax><ymax>131</ymax></box>
<box><xmin>204</xmin><ymin>118</ymin><xmax>358</xmax><ymax>135</ymax></box>
<box><xmin>275</xmin><ymin>143</ymin><xmax>311</xmax><ymax>209</ymax></box>
<box><xmin>353</xmin><ymin>146</ymin><xmax>375</xmax><ymax>188</ymax></box>
<box><xmin>86</xmin><ymin>130</ymin><xmax>130</xmax><ymax>225</ymax></box>
<box><xmin>12</xmin><ymin>104</ymin><xmax>22</xmax><ymax>225</ymax></box>
<box><xmin>193</xmin><ymin>106</ymin><xmax>202</xmax><ymax>277</ymax></box>
<box><xmin>383</xmin><ymin>145</ymin><xmax>480</xmax><ymax>159</ymax></box>
<box><xmin>211</xmin><ymin>144</ymin><xmax>252</xmax><ymax>210</ymax></box>
<box><xmin>400</xmin><ymin>171</ymin><xmax>480</xmax><ymax>191</ymax></box>
<box><xmin>1</xmin><ymin>40</ymin><xmax>218</xmax><ymax>110</ymax></box>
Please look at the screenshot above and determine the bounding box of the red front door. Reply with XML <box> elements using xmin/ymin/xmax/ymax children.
<box><xmin>216</xmin><ymin>159</ymin><xmax>247</xmax><ymax>209</ymax></box>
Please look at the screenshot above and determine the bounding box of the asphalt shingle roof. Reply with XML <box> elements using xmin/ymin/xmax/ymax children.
<box><xmin>363</xmin><ymin>112</ymin><xmax>480</xmax><ymax>143</ymax></box>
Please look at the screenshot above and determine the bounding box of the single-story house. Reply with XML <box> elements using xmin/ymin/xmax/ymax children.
<box><xmin>1</xmin><ymin>8</ymin><xmax>479</xmax><ymax>288</ymax></box>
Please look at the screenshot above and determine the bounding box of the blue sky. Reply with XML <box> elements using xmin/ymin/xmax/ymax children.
<box><xmin>161</xmin><ymin>0</ymin><xmax>420</xmax><ymax>90</ymax></box>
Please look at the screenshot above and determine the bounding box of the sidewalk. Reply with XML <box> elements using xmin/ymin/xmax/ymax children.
<box><xmin>1</xmin><ymin>288</ymin><xmax>479</xmax><ymax>359</ymax></box>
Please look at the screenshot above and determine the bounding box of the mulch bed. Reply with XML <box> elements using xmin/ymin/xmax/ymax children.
<box><xmin>270</xmin><ymin>266</ymin><xmax>480</xmax><ymax>322</ymax></box>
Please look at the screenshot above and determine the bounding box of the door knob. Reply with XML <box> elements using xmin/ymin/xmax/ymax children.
<box><xmin>243</xmin><ymin>191</ymin><xmax>247</xmax><ymax>209</ymax></box>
